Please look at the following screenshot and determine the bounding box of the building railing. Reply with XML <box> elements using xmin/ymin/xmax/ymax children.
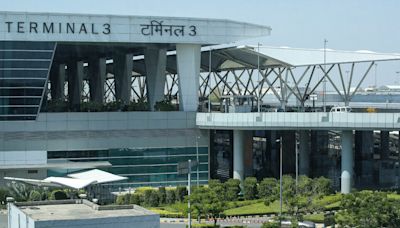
<box><xmin>196</xmin><ymin>112</ymin><xmax>400</xmax><ymax>130</ymax></box>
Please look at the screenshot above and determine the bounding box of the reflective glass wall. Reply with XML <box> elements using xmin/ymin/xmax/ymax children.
<box><xmin>48</xmin><ymin>147</ymin><xmax>209</xmax><ymax>188</ymax></box>
<box><xmin>0</xmin><ymin>41</ymin><xmax>55</xmax><ymax>120</ymax></box>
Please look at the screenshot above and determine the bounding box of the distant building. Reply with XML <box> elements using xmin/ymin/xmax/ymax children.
<box><xmin>8</xmin><ymin>199</ymin><xmax>159</xmax><ymax>228</ymax></box>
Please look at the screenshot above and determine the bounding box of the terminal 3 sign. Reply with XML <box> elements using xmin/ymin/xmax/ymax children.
<box><xmin>4</xmin><ymin>21</ymin><xmax>111</xmax><ymax>35</ymax></box>
<box><xmin>0</xmin><ymin>12</ymin><xmax>270</xmax><ymax>44</ymax></box>
<box><xmin>3</xmin><ymin>20</ymin><xmax>197</xmax><ymax>37</ymax></box>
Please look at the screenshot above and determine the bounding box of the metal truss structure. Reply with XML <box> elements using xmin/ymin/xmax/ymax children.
<box><xmin>46</xmin><ymin>46</ymin><xmax>399</xmax><ymax>109</ymax></box>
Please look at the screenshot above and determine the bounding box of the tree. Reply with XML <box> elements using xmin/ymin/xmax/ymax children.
<box><xmin>7</xmin><ymin>182</ymin><xmax>32</xmax><ymax>201</ymax></box>
<box><xmin>259</xmin><ymin>178</ymin><xmax>279</xmax><ymax>205</ymax></box>
<box><xmin>0</xmin><ymin>188</ymin><xmax>9</xmax><ymax>204</ymax></box>
<box><xmin>166</xmin><ymin>189</ymin><xmax>176</xmax><ymax>204</ymax></box>
<box><xmin>29</xmin><ymin>190</ymin><xmax>42</xmax><ymax>201</ymax></box>
<box><xmin>191</xmin><ymin>186</ymin><xmax>226</xmax><ymax>226</ymax></box>
<box><xmin>243</xmin><ymin>177</ymin><xmax>258</xmax><ymax>200</ymax></box>
<box><xmin>335</xmin><ymin>191</ymin><xmax>400</xmax><ymax>227</ymax></box>
<box><xmin>224</xmin><ymin>179</ymin><xmax>241</xmax><ymax>201</ymax></box>
<box><xmin>158</xmin><ymin>187</ymin><xmax>167</xmax><ymax>205</ymax></box>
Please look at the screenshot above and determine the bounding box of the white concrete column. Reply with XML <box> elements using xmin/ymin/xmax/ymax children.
<box><xmin>67</xmin><ymin>61</ymin><xmax>84</xmax><ymax>110</ymax></box>
<box><xmin>89</xmin><ymin>57</ymin><xmax>106</xmax><ymax>103</ymax></box>
<box><xmin>341</xmin><ymin>130</ymin><xmax>353</xmax><ymax>194</ymax></box>
<box><xmin>299</xmin><ymin>130</ymin><xmax>310</xmax><ymax>176</ymax></box>
<box><xmin>233</xmin><ymin>130</ymin><xmax>245</xmax><ymax>184</ymax></box>
<box><xmin>50</xmin><ymin>64</ymin><xmax>65</xmax><ymax>100</ymax></box>
<box><xmin>176</xmin><ymin>44</ymin><xmax>201</xmax><ymax>111</ymax></box>
<box><xmin>145</xmin><ymin>47</ymin><xmax>167</xmax><ymax>110</ymax></box>
<box><xmin>113</xmin><ymin>53</ymin><xmax>133</xmax><ymax>105</ymax></box>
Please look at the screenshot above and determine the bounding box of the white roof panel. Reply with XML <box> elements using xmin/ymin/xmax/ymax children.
<box><xmin>44</xmin><ymin>177</ymin><xmax>96</xmax><ymax>189</ymax></box>
<box><xmin>252</xmin><ymin>46</ymin><xmax>400</xmax><ymax>67</ymax></box>
<box><xmin>68</xmin><ymin>169</ymin><xmax>127</xmax><ymax>184</ymax></box>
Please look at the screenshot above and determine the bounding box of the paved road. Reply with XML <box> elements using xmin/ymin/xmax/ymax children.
<box><xmin>0</xmin><ymin>212</ymin><xmax>7</xmax><ymax>228</ymax></box>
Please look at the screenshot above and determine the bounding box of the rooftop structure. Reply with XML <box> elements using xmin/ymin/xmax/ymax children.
<box><xmin>8</xmin><ymin>199</ymin><xmax>159</xmax><ymax>228</ymax></box>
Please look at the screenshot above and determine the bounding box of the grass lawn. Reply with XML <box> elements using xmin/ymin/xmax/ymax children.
<box><xmin>303</xmin><ymin>213</ymin><xmax>324</xmax><ymax>223</ymax></box>
<box><xmin>147</xmin><ymin>192</ymin><xmax>400</xmax><ymax>218</ymax></box>
<box><xmin>224</xmin><ymin>200</ymin><xmax>286</xmax><ymax>216</ymax></box>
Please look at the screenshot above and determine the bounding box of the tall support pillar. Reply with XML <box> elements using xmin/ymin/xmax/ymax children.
<box><xmin>299</xmin><ymin>130</ymin><xmax>310</xmax><ymax>176</ymax></box>
<box><xmin>176</xmin><ymin>44</ymin><xmax>201</xmax><ymax>111</ymax></box>
<box><xmin>67</xmin><ymin>61</ymin><xmax>84</xmax><ymax>110</ymax></box>
<box><xmin>341</xmin><ymin>130</ymin><xmax>353</xmax><ymax>194</ymax></box>
<box><xmin>88</xmin><ymin>57</ymin><xmax>106</xmax><ymax>103</ymax></box>
<box><xmin>50</xmin><ymin>64</ymin><xmax>65</xmax><ymax>100</ymax></box>
<box><xmin>114</xmin><ymin>53</ymin><xmax>133</xmax><ymax>105</ymax></box>
<box><xmin>145</xmin><ymin>47</ymin><xmax>167</xmax><ymax>110</ymax></box>
<box><xmin>233</xmin><ymin>130</ymin><xmax>245</xmax><ymax>185</ymax></box>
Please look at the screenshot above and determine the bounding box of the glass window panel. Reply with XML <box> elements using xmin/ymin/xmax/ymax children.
<box><xmin>0</xmin><ymin>97</ymin><xmax>41</xmax><ymax>105</ymax></box>
<box><xmin>0</xmin><ymin>78</ymin><xmax>46</xmax><ymax>87</ymax></box>
<box><xmin>0</xmin><ymin>60</ymin><xmax>51</xmax><ymax>68</ymax></box>
<box><xmin>0</xmin><ymin>88</ymin><xmax>43</xmax><ymax>96</ymax></box>
<box><xmin>0</xmin><ymin>106</ymin><xmax>38</xmax><ymax>115</ymax></box>
<box><xmin>0</xmin><ymin>69</ymin><xmax>48</xmax><ymax>78</ymax></box>
<box><xmin>0</xmin><ymin>116</ymin><xmax>35</xmax><ymax>120</ymax></box>
<box><xmin>0</xmin><ymin>41</ymin><xmax>55</xmax><ymax>50</ymax></box>
<box><xmin>0</xmin><ymin>51</ymin><xmax>53</xmax><ymax>59</ymax></box>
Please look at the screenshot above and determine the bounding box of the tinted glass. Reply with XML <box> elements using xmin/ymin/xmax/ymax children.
<box><xmin>0</xmin><ymin>41</ymin><xmax>55</xmax><ymax>120</ymax></box>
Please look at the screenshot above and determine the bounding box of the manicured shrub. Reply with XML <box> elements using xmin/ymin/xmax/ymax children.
<box><xmin>175</xmin><ymin>186</ymin><xmax>188</xmax><ymax>202</ymax></box>
<box><xmin>243</xmin><ymin>177</ymin><xmax>258</xmax><ymax>200</ymax></box>
<box><xmin>158</xmin><ymin>187</ymin><xmax>167</xmax><ymax>205</ymax></box>
<box><xmin>116</xmin><ymin>194</ymin><xmax>130</xmax><ymax>205</ymax></box>
<box><xmin>208</xmin><ymin>179</ymin><xmax>226</xmax><ymax>200</ymax></box>
<box><xmin>144</xmin><ymin>190</ymin><xmax>159</xmax><ymax>207</ymax></box>
<box><xmin>129</xmin><ymin>194</ymin><xmax>142</xmax><ymax>205</ymax></box>
<box><xmin>49</xmin><ymin>190</ymin><xmax>68</xmax><ymax>200</ymax></box>
<box><xmin>225</xmin><ymin>179</ymin><xmax>241</xmax><ymax>201</ymax></box>
<box><xmin>258</xmin><ymin>178</ymin><xmax>278</xmax><ymax>199</ymax></box>
<box><xmin>166</xmin><ymin>189</ymin><xmax>176</xmax><ymax>204</ymax></box>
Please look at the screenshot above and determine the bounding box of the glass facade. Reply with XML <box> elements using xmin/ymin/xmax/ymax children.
<box><xmin>48</xmin><ymin>147</ymin><xmax>209</xmax><ymax>188</ymax></box>
<box><xmin>0</xmin><ymin>41</ymin><xmax>55</xmax><ymax>120</ymax></box>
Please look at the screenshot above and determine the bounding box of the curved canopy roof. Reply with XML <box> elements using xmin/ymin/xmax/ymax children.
<box><xmin>122</xmin><ymin>45</ymin><xmax>400</xmax><ymax>77</ymax></box>
<box><xmin>4</xmin><ymin>169</ymin><xmax>127</xmax><ymax>189</ymax></box>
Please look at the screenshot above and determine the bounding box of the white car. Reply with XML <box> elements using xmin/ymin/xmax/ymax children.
<box><xmin>330</xmin><ymin>106</ymin><xmax>352</xmax><ymax>113</ymax></box>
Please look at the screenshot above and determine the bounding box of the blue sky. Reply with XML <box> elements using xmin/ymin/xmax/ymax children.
<box><xmin>3</xmin><ymin>0</ymin><xmax>400</xmax><ymax>85</ymax></box>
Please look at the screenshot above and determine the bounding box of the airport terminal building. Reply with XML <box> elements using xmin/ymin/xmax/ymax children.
<box><xmin>1</xmin><ymin>11</ymin><xmax>400</xmax><ymax>193</ymax></box>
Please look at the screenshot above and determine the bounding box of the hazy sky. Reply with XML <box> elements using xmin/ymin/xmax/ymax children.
<box><xmin>3</xmin><ymin>0</ymin><xmax>400</xmax><ymax>86</ymax></box>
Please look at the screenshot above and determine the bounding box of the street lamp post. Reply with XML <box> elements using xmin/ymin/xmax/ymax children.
<box><xmin>295</xmin><ymin>140</ymin><xmax>299</xmax><ymax>193</ymax></box>
<box><xmin>196</xmin><ymin>136</ymin><xmax>200</xmax><ymax>186</ymax></box>
<box><xmin>188</xmin><ymin>159</ymin><xmax>192</xmax><ymax>228</ymax></box>
<box><xmin>276</xmin><ymin>137</ymin><xmax>283</xmax><ymax>217</ymax></box>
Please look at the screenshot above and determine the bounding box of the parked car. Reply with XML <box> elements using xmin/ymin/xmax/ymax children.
<box><xmin>330</xmin><ymin>106</ymin><xmax>352</xmax><ymax>113</ymax></box>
